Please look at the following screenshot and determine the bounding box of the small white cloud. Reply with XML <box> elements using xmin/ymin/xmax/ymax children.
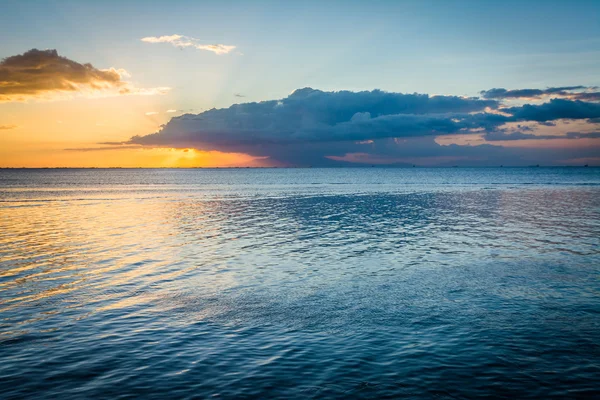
<box><xmin>141</xmin><ymin>34</ymin><xmax>184</xmax><ymax>44</ymax></box>
<box><xmin>145</xmin><ymin>111</ymin><xmax>159</xmax><ymax>116</ymax></box>
<box><xmin>141</xmin><ymin>34</ymin><xmax>236</xmax><ymax>55</ymax></box>
<box><xmin>166</xmin><ymin>109</ymin><xmax>178</xmax><ymax>113</ymax></box>
<box><xmin>195</xmin><ymin>44</ymin><xmax>236</xmax><ymax>55</ymax></box>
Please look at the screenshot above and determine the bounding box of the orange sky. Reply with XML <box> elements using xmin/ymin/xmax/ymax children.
<box><xmin>0</xmin><ymin>93</ymin><xmax>268</xmax><ymax>167</ymax></box>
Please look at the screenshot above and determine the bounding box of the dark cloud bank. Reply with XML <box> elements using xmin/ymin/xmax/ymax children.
<box><xmin>129</xmin><ymin>87</ymin><xmax>600</xmax><ymax>166</ymax></box>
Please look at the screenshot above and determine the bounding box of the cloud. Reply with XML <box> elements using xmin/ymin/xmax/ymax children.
<box><xmin>0</xmin><ymin>124</ymin><xmax>17</xmax><ymax>130</ymax></box>
<box><xmin>141</xmin><ymin>34</ymin><xmax>236</xmax><ymax>55</ymax></box>
<box><xmin>140</xmin><ymin>34</ymin><xmax>183</xmax><ymax>44</ymax></box>
<box><xmin>565</xmin><ymin>131</ymin><xmax>600</xmax><ymax>139</ymax></box>
<box><xmin>131</xmin><ymin>88</ymin><xmax>499</xmax><ymax>147</ymax></box>
<box><xmin>145</xmin><ymin>111</ymin><xmax>159</xmax><ymax>116</ymax></box>
<box><xmin>481</xmin><ymin>86</ymin><xmax>600</xmax><ymax>102</ymax></box>
<box><xmin>571</xmin><ymin>92</ymin><xmax>600</xmax><ymax>102</ymax></box>
<box><xmin>234</xmin><ymin>93</ymin><xmax>246</xmax><ymax>98</ymax></box>
<box><xmin>166</xmin><ymin>109</ymin><xmax>178</xmax><ymax>113</ymax></box>
<box><xmin>483</xmin><ymin>131</ymin><xmax>559</xmax><ymax>141</ymax></box>
<box><xmin>127</xmin><ymin>87</ymin><xmax>600</xmax><ymax>166</ymax></box>
<box><xmin>504</xmin><ymin>99</ymin><xmax>600</xmax><ymax>122</ymax></box>
<box><xmin>64</xmin><ymin>145</ymin><xmax>143</xmax><ymax>151</ymax></box>
<box><xmin>0</xmin><ymin>49</ymin><xmax>170</xmax><ymax>102</ymax></box>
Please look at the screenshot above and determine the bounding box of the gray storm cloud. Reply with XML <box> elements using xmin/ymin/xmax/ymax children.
<box><xmin>126</xmin><ymin>87</ymin><xmax>600</xmax><ymax>166</ymax></box>
<box><xmin>130</xmin><ymin>88</ymin><xmax>500</xmax><ymax>147</ymax></box>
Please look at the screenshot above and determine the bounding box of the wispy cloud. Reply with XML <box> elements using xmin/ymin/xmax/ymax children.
<box><xmin>64</xmin><ymin>144</ymin><xmax>143</xmax><ymax>152</ymax></box>
<box><xmin>0</xmin><ymin>124</ymin><xmax>17</xmax><ymax>130</ymax></box>
<box><xmin>145</xmin><ymin>111</ymin><xmax>159</xmax><ymax>116</ymax></box>
<box><xmin>484</xmin><ymin>131</ymin><xmax>600</xmax><ymax>141</ymax></box>
<box><xmin>481</xmin><ymin>86</ymin><xmax>600</xmax><ymax>102</ymax></box>
<box><xmin>0</xmin><ymin>49</ymin><xmax>170</xmax><ymax>103</ymax></box>
<box><xmin>141</xmin><ymin>34</ymin><xmax>236</xmax><ymax>55</ymax></box>
<box><xmin>166</xmin><ymin>109</ymin><xmax>178</xmax><ymax>113</ymax></box>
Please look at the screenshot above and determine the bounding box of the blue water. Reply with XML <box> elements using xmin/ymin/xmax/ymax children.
<box><xmin>1</xmin><ymin>168</ymin><xmax>599</xmax><ymax>398</ymax></box>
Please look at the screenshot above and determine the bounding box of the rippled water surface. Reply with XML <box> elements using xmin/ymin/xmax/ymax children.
<box><xmin>1</xmin><ymin>168</ymin><xmax>599</xmax><ymax>399</ymax></box>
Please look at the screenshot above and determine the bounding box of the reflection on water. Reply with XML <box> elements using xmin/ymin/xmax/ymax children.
<box><xmin>1</xmin><ymin>168</ymin><xmax>599</xmax><ymax>398</ymax></box>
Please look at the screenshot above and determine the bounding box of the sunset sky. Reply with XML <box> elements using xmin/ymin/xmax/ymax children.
<box><xmin>1</xmin><ymin>0</ymin><xmax>599</xmax><ymax>167</ymax></box>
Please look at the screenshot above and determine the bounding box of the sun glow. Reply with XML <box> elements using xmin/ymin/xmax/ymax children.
<box><xmin>0</xmin><ymin>145</ymin><xmax>267</xmax><ymax>168</ymax></box>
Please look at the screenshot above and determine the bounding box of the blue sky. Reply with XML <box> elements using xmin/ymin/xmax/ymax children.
<box><xmin>2</xmin><ymin>0</ymin><xmax>599</xmax><ymax>106</ymax></box>
<box><xmin>1</xmin><ymin>0</ymin><xmax>599</xmax><ymax>166</ymax></box>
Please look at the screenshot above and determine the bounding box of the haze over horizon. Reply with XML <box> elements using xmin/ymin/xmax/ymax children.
<box><xmin>1</xmin><ymin>0</ymin><xmax>599</xmax><ymax>167</ymax></box>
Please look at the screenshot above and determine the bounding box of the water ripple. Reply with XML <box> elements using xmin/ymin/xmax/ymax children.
<box><xmin>0</xmin><ymin>168</ymin><xmax>599</xmax><ymax>398</ymax></box>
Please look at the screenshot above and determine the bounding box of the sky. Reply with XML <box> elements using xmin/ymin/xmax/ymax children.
<box><xmin>1</xmin><ymin>0</ymin><xmax>599</xmax><ymax>167</ymax></box>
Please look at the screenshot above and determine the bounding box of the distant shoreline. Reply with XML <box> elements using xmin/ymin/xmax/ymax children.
<box><xmin>0</xmin><ymin>166</ymin><xmax>598</xmax><ymax>170</ymax></box>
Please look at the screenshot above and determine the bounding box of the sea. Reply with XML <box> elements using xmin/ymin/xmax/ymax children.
<box><xmin>0</xmin><ymin>167</ymin><xmax>599</xmax><ymax>398</ymax></box>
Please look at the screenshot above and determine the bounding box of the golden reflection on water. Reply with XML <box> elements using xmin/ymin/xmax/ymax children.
<box><xmin>0</xmin><ymin>190</ymin><xmax>241</xmax><ymax>325</ymax></box>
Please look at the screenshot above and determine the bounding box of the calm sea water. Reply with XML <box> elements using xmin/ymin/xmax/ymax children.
<box><xmin>1</xmin><ymin>168</ymin><xmax>599</xmax><ymax>399</ymax></box>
